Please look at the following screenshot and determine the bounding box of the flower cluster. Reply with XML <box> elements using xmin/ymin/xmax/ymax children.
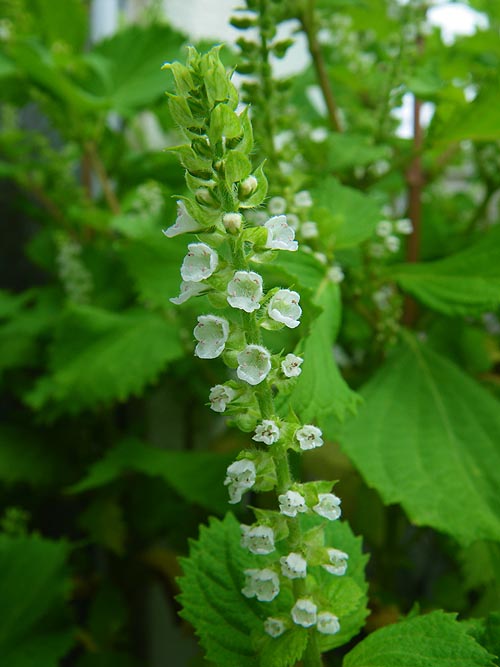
<box><xmin>163</xmin><ymin>46</ymin><xmax>348</xmax><ymax>646</ymax></box>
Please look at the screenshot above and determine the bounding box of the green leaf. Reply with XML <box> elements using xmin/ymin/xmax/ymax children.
<box><xmin>0</xmin><ymin>534</ymin><xmax>73</xmax><ymax>666</ymax></box>
<box><xmin>325</xmin><ymin>134</ymin><xmax>391</xmax><ymax>172</ymax></box>
<box><xmin>225</xmin><ymin>150</ymin><xmax>252</xmax><ymax>185</ymax></box>
<box><xmin>178</xmin><ymin>513</ymin><xmax>368</xmax><ymax>667</ymax></box>
<box><xmin>291</xmin><ymin>280</ymin><xmax>360</xmax><ymax>423</ymax></box>
<box><xmin>30</xmin><ymin>0</ymin><xmax>87</xmax><ymax>51</ymax></box>
<box><xmin>343</xmin><ymin>611</ymin><xmax>496</xmax><ymax>667</ymax></box>
<box><xmin>26</xmin><ymin>306</ymin><xmax>183</xmax><ymax>414</ymax></box>
<box><xmin>0</xmin><ymin>426</ymin><xmax>65</xmax><ymax>486</ymax></box>
<box><xmin>340</xmin><ymin>335</ymin><xmax>500</xmax><ymax>545</ymax></box>
<box><xmin>69</xmin><ymin>437</ymin><xmax>233</xmax><ymax>515</ymax></box>
<box><xmin>434</xmin><ymin>87</ymin><xmax>500</xmax><ymax>143</ymax></box>
<box><xmin>388</xmin><ymin>226</ymin><xmax>500</xmax><ymax>315</ymax></box>
<box><xmin>310</xmin><ymin>177</ymin><xmax>380</xmax><ymax>250</ymax></box>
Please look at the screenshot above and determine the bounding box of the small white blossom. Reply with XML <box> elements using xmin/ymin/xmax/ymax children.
<box><xmin>224</xmin><ymin>459</ymin><xmax>256</xmax><ymax>504</ymax></box>
<box><xmin>209</xmin><ymin>384</ymin><xmax>236</xmax><ymax>413</ymax></box>
<box><xmin>294</xmin><ymin>190</ymin><xmax>313</xmax><ymax>208</ymax></box>
<box><xmin>286</xmin><ymin>213</ymin><xmax>300</xmax><ymax>230</ymax></box>
<box><xmin>295</xmin><ymin>425</ymin><xmax>323</xmax><ymax>451</ymax></box>
<box><xmin>328</xmin><ymin>265</ymin><xmax>344</xmax><ymax>284</ymax></box>
<box><xmin>170</xmin><ymin>280</ymin><xmax>207</xmax><ymax>305</ymax></box>
<box><xmin>193</xmin><ymin>315</ymin><xmax>229</xmax><ymax>359</ymax></box>
<box><xmin>385</xmin><ymin>234</ymin><xmax>400</xmax><ymax>253</ymax></box>
<box><xmin>376</xmin><ymin>220</ymin><xmax>393</xmax><ymax>237</ymax></box>
<box><xmin>227</xmin><ymin>271</ymin><xmax>263</xmax><ymax>313</ymax></box>
<box><xmin>237</xmin><ymin>345</ymin><xmax>271</xmax><ymax>386</ymax></box>
<box><xmin>280</xmin><ymin>552</ymin><xmax>307</xmax><ymax>579</ymax></box>
<box><xmin>314</xmin><ymin>252</ymin><xmax>327</xmax><ymax>265</ymax></box>
<box><xmin>396</xmin><ymin>218</ymin><xmax>413</xmax><ymax>235</ymax></box>
<box><xmin>317</xmin><ymin>612</ymin><xmax>340</xmax><ymax>635</ymax></box>
<box><xmin>264</xmin><ymin>617</ymin><xmax>287</xmax><ymax>638</ymax></box>
<box><xmin>264</xmin><ymin>216</ymin><xmax>298</xmax><ymax>251</ymax></box>
<box><xmin>268</xmin><ymin>289</ymin><xmax>302</xmax><ymax>329</ymax></box>
<box><xmin>281</xmin><ymin>353</ymin><xmax>303</xmax><ymax>378</ymax></box>
<box><xmin>253</xmin><ymin>420</ymin><xmax>280</xmax><ymax>445</ymax></box>
<box><xmin>313</xmin><ymin>493</ymin><xmax>342</xmax><ymax>521</ymax></box>
<box><xmin>278</xmin><ymin>490</ymin><xmax>307</xmax><ymax>517</ymax></box>
<box><xmin>241</xmin><ymin>524</ymin><xmax>275</xmax><ymax>555</ymax></box>
<box><xmin>163</xmin><ymin>201</ymin><xmax>201</xmax><ymax>237</ymax></box>
<box><xmin>310</xmin><ymin>127</ymin><xmax>328</xmax><ymax>143</ymax></box>
<box><xmin>291</xmin><ymin>599</ymin><xmax>317</xmax><ymax>628</ymax></box>
<box><xmin>268</xmin><ymin>196</ymin><xmax>287</xmax><ymax>215</ymax></box>
<box><xmin>180</xmin><ymin>243</ymin><xmax>218</xmax><ymax>282</ymax></box>
<box><xmin>242</xmin><ymin>568</ymin><xmax>280</xmax><ymax>602</ymax></box>
<box><xmin>322</xmin><ymin>548</ymin><xmax>349</xmax><ymax>576</ymax></box>
<box><xmin>301</xmin><ymin>221</ymin><xmax>318</xmax><ymax>239</ymax></box>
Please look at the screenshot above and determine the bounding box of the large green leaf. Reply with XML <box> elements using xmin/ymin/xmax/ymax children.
<box><xmin>178</xmin><ymin>513</ymin><xmax>368</xmax><ymax>667</ymax></box>
<box><xmin>0</xmin><ymin>534</ymin><xmax>73</xmax><ymax>666</ymax></box>
<box><xmin>343</xmin><ymin>611</ymin><xmax>496</xmax><ymax>667</ymax></box>
<box><xmin>26</xmin><ymin>305</ymin><xmax>183</xmax><ymax>414</ymax></box>
<box><xmin>70</xmin><ymin>437</ymin><xmax>233</xmax><ymax>515</ymax></box>
<box><xmin>292</xmin><ymin>280</ymin><xmax>360</xmax><ymax>423</ymax></box>
<box><xmin>311</xmin><ymin>177</ymin><xmax>380</xmax><ymax>250</ymax></box>
<box><xmin>434</xmin><ymin>87</ymin><xmax>500</xmax><ymax>143</ymax></box>
<box><xmin>388</xmin><ymin>226</ymin><xmax>500</xmax><ymax>315</ymax></box>
<box><xmin>340</xmin><ymin>335</ymin><xmax>500</xmax><ymax>545</ymax></box>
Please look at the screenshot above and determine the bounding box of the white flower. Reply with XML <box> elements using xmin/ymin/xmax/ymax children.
<box><xmin>163</xmin><ymin>201</ymin><xmax>201</xmax><ymax>237</ymax></box>
<box><xmin>268</xmin><ymin>289</ymin><xmax>302</xmax><ymax>329</ymax></box>
<box><xmin>237</xmin><ymin>345</ymin><xmax>271</xmax><ymax>385</ymax></box>
<box><xmin>278</xmin><ymin>490</ymin><xmax>307</xmax><ymax>517</ymax></box>
<box><xmin>268</xmin><ymin>196</ymin><xmax>287</xmax><ymax>215</ymax></box>
<box><xmin>291</xmin><ymin>599</ymin><xmax>317</xmax><ymax>628</ymax></box>
<box><xmin>322</xmin><ymin>548</ymin><xmax>349</xmax><ymax>576</ymax></box>
<box><xmin>193</xmin><ymin>315</ymin><xmax>229</xmax><ymax>359</ymax></box>
<box><xmin>396</xmin><ymin>217</ymin><xmax>413</xmax><ymax>235</ymax></box>
<box><xmin>253</xmin><ymin>420</ymin><xmax>280</xmax><ymax>445</ymax></box>
<box><xmin>280</xmin><ymin>552</ymin><xmax>307</xmax><ymax>579</ymax></box>
<box><xmin>281</xmin><ymin>353</ymin><xmax>303</xmax><ymax>378</ymax></box>
<box><xmin>286</xmin><ymin>213</ymin><xmax>300</xmax><ymax>230</ymax></box>
<box><xmin>264</xmin><ymin>617</ymin><xmax>287</xmax><ymax>638</ymax></box>
<box><xmin>385</xmin><ymin>234</ymin><xmax>400</xmax><ymax>253</ymax></box>
<box><xmin>317</xmin><ymin>612</ymin><xmax>340</xmax><ymax>635</ymax></box>
<box><xmin>328</xmin><ymin>265</ymin><xmax>344</xmax><ymax>284</ymax></box>
<box><xmin>180</xmin><ymin>243</ymin><xmax>218</xmax><ymax>282</ymax></box>
<box><xmin>224</xmin><ymin>459</ymin><xmax>256</xmax><ymax>504</ymax></box>
<box><xmin>313</xmin><ymin>493</ymin><xmax>342</xmax><ymax>521</ymax></box>
<box><xmin>170</xmin><ymin>280</ymin><xmax>207</xmax><ymax>305</ymax></box>
<box><xmin>209</xmin><ymin>384</ymin><xmax>236</xmax><ymax>413</ymax></box>
<box><xmin>301</xmin><ymin>221</ymin><xmax>318</xmax><ymax>239</ymax></box>
<box><xmin>227</xmin><ymin>271</ymin><xmax>263</xmax><ymax>313</ymax></box>
<box><xmin>242</xmin><ymin>568</ymin><xmax>280</xmax><ymax>602</ymax></box>
<box><xmin>294</xmin><ymin>190</ymin><xmax>313</xmax><ymax>208</ymax></box>
<box><xmin>241</xmin><ymin>524</ymin><xmax>275</xmax><ymax>555</ymax></box>
<box><xmin>264</xmin><ymin>215</ymin><xmax>298</xmax><ymax>251</ymax></box>
<box><xmin>295</xmin><ymin>425</ymin><xmax>323</xmax><ymax>451</ymax></box>
<box><xmin>376</xmin><ymin>220</ymin><xmax>392</xmax><ymax>237</ymax></box>
<box><xmin>310</xmin><ymin>127</ymin><xmax>328</xmax><ymax>143</ymax></box>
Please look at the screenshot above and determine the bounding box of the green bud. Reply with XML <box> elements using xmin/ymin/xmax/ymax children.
<box><xmin>161</xmin><ymin>61</ymin><xmax>195</xmax><ymax>96</ymax></box>
<box><xmin>167</xmin><ymin>94</ymin><xmax>195</xmax><ymax>128</ymax></box>
<box><xmin>230</xmin><ymin>14</ymin><xmax>257</xmax><ymax>30</ymax></box>
<box><xmin>239</xmin><ymin>163</ymin><xmax>268</xmax><ymax>208</ymax></box>
<box><xmin>223</xmin><ymin>212</ymin><xmax>243</xmax><ymax>234</ymax></box>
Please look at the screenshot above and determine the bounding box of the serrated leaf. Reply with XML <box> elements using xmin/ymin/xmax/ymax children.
<box><xmin>340</xmin><ymin>335</ymin><xmax>500</xmax><ymax>545</ymax></box>
<box><xmin>0</xmin><ymin>534</ymin><xmax>73</xmax><ymax>666</ymax></box>
<box><xmin>343</xmin><ymin>611</ymin><xmax>496</xmax><ymax>667</ymax></box>
<box><xmin>26</xmin><ymin>306</ymin><xmax>183</xmax><ymax>414</ymax></box>
<box><xmin>291</xmin><ymin>280</ymin><xmax>360</xmax><ymax>423</ymax></box>
<box><xmin>178</xmin><ymin>513</ymin><xmax>368</xmax><ymax>666</ymax></box>
<box><xmin>69</xmin><ymin>437</ymin><xmax>233</xmax><ymax>515</ymax></box>
<box><xmin>388</xmin><ymin>226</ymin><xmax>500</xmax><ymax>315</ymax></box>
<box><xmin>310</xmin><ymin>178</ymin><xmax>380</xmax><ymax>250</ymax></box>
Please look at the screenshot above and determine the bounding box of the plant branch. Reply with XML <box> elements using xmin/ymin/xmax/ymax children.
<box><xmin>300</xmin><ymin>0</ymin><xmax>343</xmax><ymax>133</ymax></box>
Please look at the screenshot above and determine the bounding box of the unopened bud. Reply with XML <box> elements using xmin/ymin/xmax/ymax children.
<box><xmin>239</xmin><ymin>175</ymin><xmax>258</xmax><ymax>197</ymax></box>
<box><xmin>223</xmin><ymin>212</ymin><xmax>243</xmax><ymax>234</ymax></box>
<box><xmin>195</xmin><ymin>187</ymin><xmax>218</xmax><ymax>207</ymax></box>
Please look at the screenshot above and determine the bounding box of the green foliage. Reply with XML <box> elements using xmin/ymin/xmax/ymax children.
<box><xmin>0</xmin><ymin>534</ymin><xmax>73</xmax><ymax>667</ymax></box>
<box><xmin>341</xmin><ymin>335</ymin><xmax>500</xmax><ymax>545</ymax></box>
<box><xmin>178</xmin><ymin>513</ymin><xmax>368</xmax><ymax>667</ymax></box>
<box><xmin>343</xmin><ymin>611</ymin><xmax>496</xmax><ymax>667</ymax></box>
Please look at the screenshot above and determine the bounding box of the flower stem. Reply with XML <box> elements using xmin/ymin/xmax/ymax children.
<box><xmin>303</xmin><ymin>631</ymin><xmax>323</xmax><ymax>667</ymax></box>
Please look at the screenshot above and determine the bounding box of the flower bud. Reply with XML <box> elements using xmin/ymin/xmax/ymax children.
<box><xmin>239</xmin><ymin>175</ymin><xmax>258</xmax><ymax>197</ymax></box>
<box><xmin>222</xmin><ymin>212</ymin><xmax>243</xmax><ymax>234</ymax></box>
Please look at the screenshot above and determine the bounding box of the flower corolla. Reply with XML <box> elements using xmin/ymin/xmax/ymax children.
<box><xmin>291</xmin><ymin>599</ymin><xmax>317</xmax><ymax>628</ymax></box>
<box><xmin>278</xmin><ymin>490</ymin><xmax>307</xmax><ymax>518</ymax></box>
<box><xmin>301</xmin><ymin>221</ymin><xmax>318</xmax><ymax>239</ymax></box>
<box><xmin>240</xmin><ymin>524</ymin><xmax>275</xmax><ymax>555</ymax></box>
<box><xmin>242</xmin><ymin>568</ymin><xmax>280</xmax><ymax>602</ymax></box>
<box><xmin>313</xmin><ymin>493</ymin><xmax>342</xmax><ymax>521</ymax></box>
<box><xmin>317</xmin><ymin>612</ymin><xmax>340</xmax><ymax>635</ymax></box>
<box><xmin>227</xmin><ymin>271</ymin><xmax>263</xmax><ymax>313</ymax></box>
<box><xmin>280</xmin><ymin>552</ymin><xmax>307</xmax><ymax>579</ymax></box>
<box><xmin>163</xmin><ymin>201</ymin><xmax>201</xmax><ymax>237</ymax></box>
<box><xmin>180</xmin><ymin>243</ymin><xmax>218</xmax><ymax>282</ymax></box>
<box><xmin>193</xmin><ymin>315</ymin><xmax>229</xmax><ymax>359</ymax></box>
<box><xmin>322</xmin><ymin>548</ymin><xmax>349</xmax><ymax>576</ymax></box>
<box><xmin>237</xmin><ymin>345</ymin><xmax>271</xmax><ymax>385</ymax></box>
<box><xmin>170</xmin><ymin>280</ymin><xmax>207</xmax><ymax>305</ymax></box>
<box><xmin>209</xmin><ymin>384</ymin><xmax>236</xmax><ymax>413</ymax></box>
<box><xmin>224</xmin><ymin>459</ymin><xmax>256</xmax><ymax>504</ymax></box>
<box><xmin>281</xmin><ymin>353</ymin><xmax>303</xmax><ymax>378</ymax></box>
<box><xmin>295</xmin><ymin>425</ymin><xmax>323</xmax><ymax>450</ymax></box>
<box><xmin>253</xmin><ymin>420</ymin><xmax>280</xmax><ymax>445</ymax></box>
<box><xmin>264</xmin><ymin>216</ymin><xmax>298</xmax><ymax>251</ymax></box>
<box><xmin>268</xmin><ymin>289</ymin><xmax>302</xmax><ymax>329</ymax></box>
<box><xmin>264</xmin><ymin>617</ymin><xmax>287</xmax><ymax>638</ymax></box>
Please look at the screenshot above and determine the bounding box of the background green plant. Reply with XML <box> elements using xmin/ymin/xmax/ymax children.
<box><xmin>1</xmin><ymin>0</ymin><xmax>500</xmax><ymax>665</ymax></box>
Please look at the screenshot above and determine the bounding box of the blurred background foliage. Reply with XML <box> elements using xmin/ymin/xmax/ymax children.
<box><xmin>1</xmin><ymin>0</ymin><xmax>500</xmax><ymax>665</ymax></box>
